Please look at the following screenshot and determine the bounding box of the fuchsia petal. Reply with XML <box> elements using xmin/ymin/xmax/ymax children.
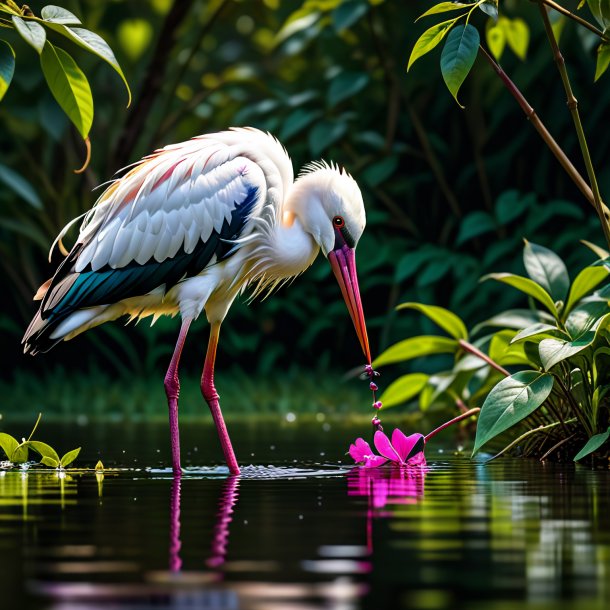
<box><xmin>349</xmin><ymin>438</ymin><xmax>373</xmax><ymax>463</ymax></box>
<box><xmin>363</xmin><ymin>455</ymin><xmax>388</xmax><ymax>468</ymax></box>
<box><xmin>373</xmin><ymin>430</ymin><xmax>402</xmax><ymax>462</ymax></box>
<box><xmin>406</xmin><ymin>451</ymin><xmax>427</xmax><ymax>467</ymax></box>
<box><xmin>391</xmin><ymin>429</ymin><xmax>425</xmax><ymax>462</ymax></box>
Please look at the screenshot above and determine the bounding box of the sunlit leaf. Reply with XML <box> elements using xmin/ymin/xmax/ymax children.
<box><xmin>407</xmin><ymin>17</ymin><xmax>457</xmax><ymax>71</ymax></box>
<box><xmin>479</xmin><ymin>0</ymin><xmax>498</xmax><ymax>20</ymax></box>
<box><xmin>0</xmin><ymin>432</ymin><xmax>19</xmax><ymax>460</ymax></box>
<box><xmin>472</xmin><ymin>371</ymin><xmax>554</xmax><ymax>455</ymax></box>
<box><xmin>373</xmin><ymin>336</ymin><xmax>458</xmax><ymax>368</ymax></box>
<box><xmin>564</xmin><ymin>265</ymin><xmax>610</xmax><ymax>316</ymax></box>
<box><xmin>539</xmin><ymin>333</ymin><xmax>595</xmax><ymax>370</ymax></box>
<box><xmin>396</xmin><ymin>302</ymin><xmax>468</xmax><ymax>340</ymax></box>
<box><xmin>471</xmin><ymin>309</ymin><xmax>553</xmax><ymax>335</ymax></box>
<box><xmin>416</xmin><ymin>2</ymin><xmax>472</xmax><ymax>21</ymax></box>
<box><xmin>60</xmin><ymin>447</ymin><xmax>81</xmax><ymax>467</ymax></box>
<box><xmin>0</xmin><ymin>39</ymin><xmax>14</xmax><ymax>100</ymax></box>
<box><xmin>595</xmin><ymin>42</ymin><xmax>610</xmax><ymax>81</ymax></box>
<box><xmin>566</xmin><ymin>300</ymin><xmax>610</xmax><ymax>338</ymax></box>
<box><xmin>378</xmin><ymin>373</ymin><xmax>429</xmax><ymax>408</ymax></box>
<box><xmin>574</xmin><ymin>426</ymin><xmax>610</xmax><ymax>461</ymax></box>
<box><xmin>40</xmin><ymin>456</ymin><xmax>59</xmax><ymax>468</ymax></box>
<box><xmin>523</xmin><ymin>240</ymin><xmax>570</xmax><ymax>302</ymax></box>
<box><xmin>586</xmin><ymin>0</ymin><xmax>610</xmax><ymax>31</ymax></box>
<box><xmin>482</xmin><ymin>273</ymin><xmax>558</xmax><ymax>318</ymax></box>
<box><xmin>0</xmin><ymin>162</ymin><xmax>43</xmax><ymax>208</ymax></box>
<box><xmin>12</xmin><ymin>15</ymin><xmax>46</xmax><ymax>53</ymax></box>
<box><xmin>40</xmin><ymin>42</ymin><xmax>93</xmax><ymax>139</ymax></box>
<box><xmin>41</xmin><ymin>5</ymin><xmax>81</xmax><ymax>25</ymax></box>
<box><xmin>486</xmin><ymin>19</ymin><xmax>505</xmax><ymax>60</ymax></box>
<box><xmin>488</xmin><ymin>329</ymin><xmax>532</xmax><ymax>366</ymax></box>
<box><xmin>440</xmin><ymin>24</ymin><xmax>479</xmax><ymax>107</ymax></box>
<box><xmin>42</xmin><ymin>24</ymin><xmax>131</xmax><ymax>106</ymax></box>
<box><xmin>512</xmin><ymin>323</ymin><xmax>567</xmax><ymax>343</ymax></box>
<box><xmin>502</xmin><ymin>17</ymin><xmax>529</xmax><ymax>60</ymax></box>
<box><xmin>117</xmin><ymin>19</ymin><xmax>153</xmax><ymax>61</ymax></box>
<box><xmin>27</xmin><ymin>440</ymin><xmax>60</xmax><ymax>462</ymax></box>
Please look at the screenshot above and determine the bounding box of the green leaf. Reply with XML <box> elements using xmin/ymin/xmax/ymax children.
<box><xmin>378</xmin><ymin>373</ymin><xmax>429</xmax><ymax>408</ymax></box>
<box><xmin>407</xmin><ymin>17</ymin><xmax>457</xmax><ymax>71</ymax></box>
<box><xmin>0</xmin><ymin>432</ymin><xmax>19</xmax><ymax>460</ymax></box>
<box><xmin>0</xmin><ymin>162</ymin><xmax>43</xmax><ymax>208</ymax></box>
<box><xmin>586</xmin><ymin>0</ymin><xmax>610</xmax><ymax>31</ymax></box>
<box><xmin>280</xmin><ymin>108</ymin><xmax>321</xmax><ymax>140</ymax></box>
<box><xmin>397</xmin><ymin>302</ymin><xmax>468</xmax><ymax>340</ymax></box>
<box><xmin>40</xmin><ymin>456</ymin><xmax>59</xmax><ymax>468</ymax></box>
<box><xmin>308</xmin><ymin>119</ymin><xmax>347</xmax><ymax>156</ymax></box>
<box><xmin>495</xmin><ymin>190</ymin><xmax>532</xmax><ymax>224</ymax></box>
<box><xmin>440</xmin><ymin>24</ymin><xmax>479</xmax><ymax>107</ymax></box>
<box><xmin>327</xmin><ymin>71</ymin><xmax>369</xmax><ymax>107</ymax></box>
<box><xmin>574</xmin><ymin>426</ymin><xmax>610</xmax><ymax>461</ymax></box>
<box><xmin>564</xmin><ymin>265</ymin><xmax>610</xmax><ymax>316</ymax></box>
<box><xmin>489</xmin><ymin>329</ymin><xmax>532</xmax><ymax>366</ymax></box>
<box><xmin>60</xmin><ymin>447</ymin><xmax>81</xmax><ymax>467</ymax></box>
<box><xmin>539</xmin><ymin>333</ymin><xmax>595</xmax><ymax>370</ymax></box>
<box><xmin>361</xmin><ymin>156</ymin><xmax>398</xmax><ymax>187</ymax></box>
<box><xmin>566</xmin><ymin>300</ymin><xmax>610</xmax><ymax>338</ymax></box>
<box><xmin>471</xmin><ymin>308</ymin><xmax>554</xmax><ymax>335</ymax></box>
<box><xmin>456</xmin><ymin>210</ymin><xmax>496</xmax><ymax>244</ymax></box>
<box><xmin>479</xmin><ymin>0</ymin><xmax>498</xmax><ymax>20</ymax></box>
<box><xmin>416</xmin><ymin>2</ymin><xmax>472</xmax><ymax>21</ymax></box>
<box><xmin>42</xmin><ymin>25</ymin><xmax>131</xmax><ymax>106</ymax></box>
<box><xmin>40</xmin><ymin>42</ymin><xmax>93</xmax><ymax>139</ymax></box>
<box><xmin>595</xmin><ymin>42</ymin><xmax>610</xmax><ymax>81</ymax></box>
<box><xmin>332</xmin><ymin>0</ymin><xmax>368</xmax><ymax>31</ymax></box>
<box><xmin>482</xmin><ymin>273</ymin><xmax>558</xmax><ymax>318</ymax></box>
<box><xmin>11</xmin><ymin>444</ymin><xmax>29</xmax><ymax>464</ymax></box>
<box><xmin>12</xmin><ymin>15</ymin><xmax>46</xmax><ymax>53</ymax></box>
<box><xmin>523</xmin><ymin>240</ymin><xmax>570</xmax><ymax>302</ymax></box>
<box><xmin>41</xmin><ymin>5</ymin><xmax>81</xmax><ymax>25</ymax></box>
<box><xmin>0</xmin><ymin>38</ymin><xmax>15</xmax><ymax>100</ymax></box>
<box><xmin>502</xmin><ymin>17</ymin><xmax>529</xmax><ymax>60</ymax></box>
<box><xmin>512</xmin><ymin>323</ymin><xmax>566</xmax><ymax>344</ymax></box>
<box><xmin>117</xmin><ymin>19</ymin><xmax>153</xmax><ymax>61</ymax></box>
<box><xmin>472</xmin><ymin>371</ymin><xmax>554</xmax><ymax>455</ymax></box>
<box><xmin>27</xmin><ymin>440</ymin><xmax>60</xmax><ymax>462</ymax></box>
<box><xmin>486</xmin><ymin>19</ymin><xmax>505</xmax><ymax>60</ymax></box>
<box><xmin>373</xmin><ymin>336</ymin><xmax>458</xmax><ymax>368</ymax></box>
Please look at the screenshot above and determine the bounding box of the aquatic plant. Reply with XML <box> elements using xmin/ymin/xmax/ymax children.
<box><xmin>0</xmin><ymin>413</ymin><xmax>80</xmax><ymax>468</ymax></box>
<box><xmin>374</xmin><ymin>241</ymin><xmax>610</xmax><ymax>463</ymax></box>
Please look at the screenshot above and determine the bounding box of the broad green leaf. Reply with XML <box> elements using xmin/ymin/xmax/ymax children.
<box><xmin>456</xmin><ymin>211</ymin><xmax>496</xmax><ymax>244</ymax></box>
<box><xmin>0</xmin><ymin>38</ymin><xmax>15</xmax><ymax>100</ymax></box>
<box><xmin>397</xmin><ymin>302</ymin><xmax>468</xmax><ymax>340</ymax></box>
<box><xmin>523</xmin><ymin>240</ymin><xmax>570</xmax><ymax>302</ymax></box>
<box><xmin>378</xmin><ymin>373</ymin><xmax>429</xmax><ymax>408</ymax></box>
<box><xmin>479</xmin><ymin>0</ymin><xmax>498</xmax><ymax>20</ymax></box>
<box><xmin>416</xmin><ymin>2</ymin><xmax>472</xmax><ymax>21</ymax></box>
<box><xmin>482</xmin><ymin>273</ymin><xmax>558</xmax><ymax>318</ymax></box>
<box><xmin>280</xmin><ymin>108</ymin><xmax>321</xmax><ymax>140</ymax></box>
<box><xmin>40</xmin><ymin>42</ymin><xmax>93</xmax><ymax>139</ymax></box>
<box><xmin>332</xmin><ymin>0</ymin><xmax>368</xmax><ymax>31</ymax></box>
<box><xmin>27</xmin><ymin>440</ymin><xmax>60</xmax><ymax>462</ymax></box>
<box><xmin>502</xmin><ymin>17</ymin><xmax>529</xmax><ymax>60</ymax></box>
<box><xmin>551</xmin><ymin>15</ymin><xmax>567</xmax><ymax>43</ymax></box>
<box><xmin>40</xmin><ymin>456</ymin><xmax>59</xmax><ymax>468</ymax></box>
<box><xmin>11</xmin><ymin>444</ymin><xmax>29</xmax><ymax>464</ymax></box>
<box><xmin>489</xmin><ymin>329</ymin><xmax>532</xmax><ymax>366</ymax></box>
<box><xmin>407</xmin><ymin>17</ymin><xmax>457</xmax><ymax>71</ymax></box>
<box><xmin>495</xmin><ymin>190</ymin><xmax>533</xmax><ymax>225</ymax></box>
<box><xmin>308</xmin><ymin>119</ymin><xmax>347</xmax><ymax>156</ymax></box>
<box><xmin>586</xmin><ymin>0</ymin><xmax>610</xmax><ymax>31</ymax></box>
<box><xmin>539</xmin><ymin>332</ymin><xmax>596</xmax><ymax>370</ymax></box>
<box><xmin>566</xmin><ymin>300</ymin><xmax>610</xmax><ymax>338</ymax></box>
<box><xmin>440</xmin><ymin>24</ymin><xmax>479</xmax><ymax>107</ymax></box>
<box><xmin>0</xmin><ymin>432</ymin><xmax>19</xmax><ymax>460</ymax></box>
<box><xmin>0</xmin><ymin>162</ymin><xmax>43</xmax><ymax>208</ymax></box>
<box><xmin>60</xmin><ymin>447</ymin><xmax>81</xmax><ymax>467</ymax></box>
<box><xmin>117</xmin><ymin>19</ymin><xmax>153</xmax><ymax>61</ymax></box>
<box><xmin>564</xmin><ymin>265</ymin><xmax>610</xmax><ymax>316</ymax></box>
<box><xmin>472</xmin><ymin>371</ymin><xmax>554</xmax><ymax>455</ymax></box>
<box><xmin>12</xmin><ymin>15</ymin><xmax>46</xmax><ymax>53</ymax></box>
<box><xmin>42</xmin><ymin>25</ymin><xmax>131</xmax><ymax>106</ymax></box>
<box><xmin>471</xmin><ymin>308</ymin><xmax>554</xmax><ymax>335</ymax></box>
<box><xmin>486</xmin><ymin>19</ymin><xmax>505</xmax><ymax>60</ymax></box>
<box><xmin>41</xmin><ymin>5</ymin><xmax>81</xmax><ymax>24</ymax></box>
<box><xmin>512</xmin><ymin>323</ymin><xmax>566</xmax><ymax>344</ymax></box>
<box><xmin>327</xmin><ymin>71</ymin><xmax>369</xmax><ymax>107</ymax></box>
<box><xmin>574</xmin><ymin>426</ymin><xmax>610</xmax><ymax>461</ymax></box>
<box><xmin>373</xmin><ymin>335</ymin><xmax>458</xmax><ymax>368</ymax></box>
<box><xmin>595</xmin><ymin>43</ymin><xmax>610</xmax><ymax>81</ymax></box>
<box><xmin>361</xmin><ymin>156</ymin><xmax>398</xmax><ymax>187</ymax></box>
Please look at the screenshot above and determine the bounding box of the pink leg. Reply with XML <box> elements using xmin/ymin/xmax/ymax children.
<box><xmin>201</xmin><ymin>322</ymin><xmax>240</xmax><ymax>475</ymax></box>
<box><xmin>164</xmin><ymin>318</ymin><xmax>192</xmax><ymax>474</ymax></box>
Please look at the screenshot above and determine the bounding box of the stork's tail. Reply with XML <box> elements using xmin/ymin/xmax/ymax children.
<box><xmin>22</xmin><ymin>310</ymin><xmax>70</xmax><ymax>355</ymax></box>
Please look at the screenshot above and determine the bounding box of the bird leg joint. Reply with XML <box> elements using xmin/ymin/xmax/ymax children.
<box><xmin>164</xmin><ymin>373</ymin><xmax>181</xmax><ymax>401</ymax></box>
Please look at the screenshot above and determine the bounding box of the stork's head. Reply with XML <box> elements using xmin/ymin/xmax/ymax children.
<box><xmin>291</xmin><ymin>162</ymin><xmax>370</xmax><ymax>362</ymax></box>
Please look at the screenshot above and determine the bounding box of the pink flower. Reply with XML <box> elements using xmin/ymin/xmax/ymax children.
<box><xmin>349</xmin><ymin>429</ymin><xmax>426</xmax><ymax>468</ymax></box>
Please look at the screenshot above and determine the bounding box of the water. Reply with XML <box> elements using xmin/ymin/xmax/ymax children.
<box><xmin>1</xmin><ymin>421</ymin><xmax>609</xmax><ymax>609</ymax></box>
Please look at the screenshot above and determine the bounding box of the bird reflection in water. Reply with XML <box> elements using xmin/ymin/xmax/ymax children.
<box><xmin>169</xmin><ymin>474</ymin><xmax>240</xmax><ymax>574</ymax></box>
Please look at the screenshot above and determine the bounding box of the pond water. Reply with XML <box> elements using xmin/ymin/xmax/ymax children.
<box><xmin>1</xmin><ymin>421</ymin><xmax>609</xmax><ymax>610</ymax></box>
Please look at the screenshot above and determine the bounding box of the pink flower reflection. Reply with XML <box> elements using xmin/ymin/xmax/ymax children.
<box><xmin>347</xmin><ymin>463</ymin><xmax>427</xmax><ymax>509</ymax></box>
<box><xmin>349</xmin><ymin>429</ymin><xmax>426</xmax><ymax>468</ymax></box>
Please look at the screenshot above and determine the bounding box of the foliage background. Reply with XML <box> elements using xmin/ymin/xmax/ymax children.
<box><xmin>0</xmin><ymin>0</ymin><xmax>608</xmax><ymax>419</ymax></box>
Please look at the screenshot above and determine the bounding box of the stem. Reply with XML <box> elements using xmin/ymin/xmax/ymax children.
<box><xmin>539</xmin><ymin>433</ymin><xmax>576</xmax><ymax>461</ymax></box>
<box><xmin>27</xmin><ymin>412</ymin><xmax>42</xmax><ymax>442</ymax></box>
<box><xmin>539</xmin><ymin>0</ymin><xmax>610</xmax><ymax>43</ymax></box>
<box><xmin>478</xmin><ymin>45</ymin><xmax>610</xmax><ymax>225</ymax></box>
<box><xmin>458</xmin><ymin>339</ymin><xmax>510</xmax><ymax>376</ymax></box>
<box><xmin>424</xmin><ymin>408</ymin><xmax>480</xmax><ymax>442</ymax></box>
<box><xmin>538</xmin><ymin>3</ymin><xmax>610</xmax><ymax>249</ymax></box>
<box><xmin>555</xmin><ymin>375</ymin><xmax>593</xmax><ymax>437</ymax></box>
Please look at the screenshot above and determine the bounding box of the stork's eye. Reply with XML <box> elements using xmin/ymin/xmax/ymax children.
<box><xmin>333</xmin><ymin>216</ymin><xmax>345</xmax><ymax>228</ymax></box>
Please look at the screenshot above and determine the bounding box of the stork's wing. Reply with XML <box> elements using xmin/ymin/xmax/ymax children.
<box><xmin>39</xmin><ymin>133</ymin><xmax>286</xmax><ymax>319</ymax></box>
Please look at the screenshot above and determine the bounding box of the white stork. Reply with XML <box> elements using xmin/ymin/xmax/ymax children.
<box><xmin>23</xmin><ymin>127</ymin><xmax>371</xmax><ymax>476</ymax></box>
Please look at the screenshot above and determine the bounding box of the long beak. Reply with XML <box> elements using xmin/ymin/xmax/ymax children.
<box><xmin>328</xmin><ymin>244</ymin><xmax>371</xmax><ymax>363</ymax></box>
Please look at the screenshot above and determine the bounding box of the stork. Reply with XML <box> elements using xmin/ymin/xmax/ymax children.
<box><xmin>22</xmin><ymin>128</ymin><xmax>371</xmax><ymax>476</ymax></box>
